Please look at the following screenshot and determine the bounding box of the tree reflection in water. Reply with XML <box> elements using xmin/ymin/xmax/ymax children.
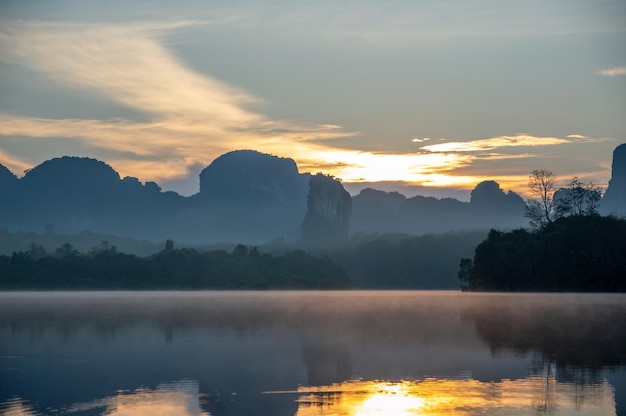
<box><xmin>1</xmin><ymin>292</ymin><xmax>624</xmax><ymax>415</ymax></box>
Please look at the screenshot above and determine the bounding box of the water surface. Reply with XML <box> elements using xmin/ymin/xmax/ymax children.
<box><xmin>1</xmin><ymin>291</ymin><xmax>625</xmax><ymax>415</ymax></box>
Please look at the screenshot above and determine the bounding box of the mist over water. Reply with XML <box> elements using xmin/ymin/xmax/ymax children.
<box><xmin>1</xmin><ymin>291</ymin><xmax>625</xmax><ymax>415</ymax></box>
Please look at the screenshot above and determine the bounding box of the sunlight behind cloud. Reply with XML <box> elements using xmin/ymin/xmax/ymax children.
<box><xmin>0</xmin><ymin>17</ymin><xmax>619</xmax><ymax>195</ymax></box>
<box><xmin>0</xmin><ymin>19</ymin><xmax>357</xmax><ymax>185</ymax></box>
<box><xmin>296</xmin><ymin>149</ymin><xmax>478</xmax><ymax>186</ymax></box>
<box><xmin>421</xmin><ymin>134</ymin><xmax>571</xmax><ymax>153</ymax></box>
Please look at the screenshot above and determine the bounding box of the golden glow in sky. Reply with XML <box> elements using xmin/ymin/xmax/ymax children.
<box><xmin>0</xmin><ymin>2</ymin><xmax>624</xmax><ymax>196</ymax></box>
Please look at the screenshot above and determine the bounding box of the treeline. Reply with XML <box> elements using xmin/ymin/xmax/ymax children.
<box><xmin>0</xmin><ymin>243</ymin><xmax>349</xmax><ymax>289</ymax></box>
<box><xmin>459</xmin><ymin>215</ymin><xmax>626</xmax><ymax>292</ymax></box>
<box><xmin>0</xmin><ymin>226</ymin><xmax>162</xmax><ymax>257</ymax></box>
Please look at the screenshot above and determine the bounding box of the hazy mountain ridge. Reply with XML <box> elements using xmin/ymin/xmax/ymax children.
<box><xmin>0</xmin><ymin>152</ymin><xmax>310</xmax><ymax>244</ymax></box>
<box><xmin>352</xmin><ymin>180</ymin><xmax>526</xmax><ymax>234</ymax></box>
<box><xmin>600</xmin><ymin>143</ymin><xmax>626</xmax><ymax>216</ymax></box>
<box><xmin>1</xmin><ymin>145</ymin><xmax>624</xmax><ymax>245</ymax></box>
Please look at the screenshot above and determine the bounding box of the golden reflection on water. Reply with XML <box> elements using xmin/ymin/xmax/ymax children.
<box><xmin>291</xmin><ymin>376</ymin><xmax>615</xmax><ymax>416</ymax></box>
<box><xmin>0</xmin><ymin>397</ymin><xmax>37</xmax><ymax>416</ymax></box>
<box><xmin>70</xmin><ymin>380</ymin><xmax>211</xmax><ymax>416</ymax></box>
<box><xmin>0</xmin><ymin>380</ymin><xmax>210</xmax><ymax>416</ymax></box>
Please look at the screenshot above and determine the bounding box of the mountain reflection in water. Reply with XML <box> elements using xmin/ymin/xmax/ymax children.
<box><xmin>1</xmin><ymin>291</ymin><xmax>625</xmax><ymax>415</ymax></box>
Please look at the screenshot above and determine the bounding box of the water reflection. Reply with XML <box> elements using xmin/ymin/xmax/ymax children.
<box><xmin>287</xmin><ymin>374</ymin><xmax>615</xmax><ymax>415</ymax></box>
<box><xmin>0</xmin><ymin>397</ymin><xmax>39</xmax><ymax>416</ymax></box>
<box><xmin>1</xmin><ymin>292</ymin><xmax>625</xmax><ymax>415</ymax></box>
<box><xmin>1</xmin><ymin>381</ymin><xmax>210</xmax><ymax>416</ymax></box>
<box><xmin>461</xmin><ymin>293</ymin><xmax>626</xmax><ymax>368</ymax></box>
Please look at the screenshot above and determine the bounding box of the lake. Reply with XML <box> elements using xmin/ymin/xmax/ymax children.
<box><xmin>1</xmin><ymin>291</ymin><xmax>625</xmax><ymax>415</ymax></box>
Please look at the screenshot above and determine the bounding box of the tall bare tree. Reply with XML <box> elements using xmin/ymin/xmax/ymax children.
<box><xmin>525</xmin><ymin>169</ymin><xmax>556</xmax><ymax>228</ymax></box>
<box><xmin>555</xmin><ymin>177</ymin><xmax>602</xmax><ymax>217</ymax></box>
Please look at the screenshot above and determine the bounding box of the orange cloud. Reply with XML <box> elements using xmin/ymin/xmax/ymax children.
<box><xmin>421</xmin><ymin>134</ymin><xmax>571</xmax><ymax>153</ymax></box>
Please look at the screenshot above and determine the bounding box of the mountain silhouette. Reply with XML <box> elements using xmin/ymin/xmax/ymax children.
<box><xmin>191</xmin><ymin>150</ymin><xmax>310</xmax><ymax>242</ymax></box>
<box><xmin>1</xmin><ymin>145</ymin><xmax>623</xmax><ymax>244</ymax></box>
<box><xmin>0</xmin><ymin>151</ymin><xmax>310</xmax><ymax>243</ymax></box>
<box><xmin>301</xmin><ymin>173</ymin><xmax>352</xmax><ymax>245</ymax></box>
<box><xmin>352</xmin><ymin>180</ymin><xmax>526</xmax><ymax>234</ymax></box>
<box><xmin>601</xmin><ymin>143</ymin><xmax>626</xmax><ymax>216</ymax></box>
<box><xmin>198</xmin><ymin>150</ymin><xmax>309</xmax><ymax>205</ymax></box>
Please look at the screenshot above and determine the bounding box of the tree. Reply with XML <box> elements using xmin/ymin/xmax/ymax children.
<box><xmin>555</xmin><ymin>177</ymin><xmax>602</xmax><ymax>217</ymax></box>
<box><xmin>525</xmin><ymin>170</ymin><xmax>557</xmax><ymax>228</ymax></box>
<box><xmin>458</xmin><ymin>258</ymin><xmax>473</xmax><ymax>291</ymax></box>
<box><xmin>27</xmin><ymin>243</ymin><xmax>47</xmax><ymax>260</ymax></box>
<box><xmin>55</xmin><ymin>242</ymin><xmax>79</xmax><ymax>258</ymax></box>
<box><xmin>89</xmin><ymin>240</ymin><xmax>117</xmax><ymax>256</ymax></box>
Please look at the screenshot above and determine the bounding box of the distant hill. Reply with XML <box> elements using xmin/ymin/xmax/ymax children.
<box><xmin>1</xmin><ymin>145</ymin><xmax>624</xmax><ymax>244</ymax></box>
<box><xmin>191</xmin><ymin>150</ymin><xmax>311</xmax><ymax>243</ymax></box>
<box><xmin>352</xmin><ymin>180</ymin><xmax>526</xmax><ymax>234</ymax></box>
<box><xmin>0</xmin><ymin>151</ymin><xmax>310</xmax><ymax>244</ymax></box>
<box><xmin>0</xmin><ymin>164</ymin><xmax>18</xmax><ymax>189</ymax></box>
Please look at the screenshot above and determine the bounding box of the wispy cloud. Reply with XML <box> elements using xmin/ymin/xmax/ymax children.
<box><xmin>0</xmin><ymin>18</ymin><xmax>615</xmax><ymax>194</ymax></box>
<box><xmin>598</xmin><ymin>67</ymin><xmax>626</xmax><ymax>77</ymax></box>
<box><xmin>0</xmin><ymin>20</ymin><xmax>260</xmax><ymax>123</ymax></box>
<box><xmin>0</xmin><ymin>19</ymin><xmax>355</xmax><ymax>183</ymax></box>
<box><xmin>420</xmin><ymin>134</ymin><xmax>571</xmax><ymax>153</ymax></box>
<box><xmin>0</xmin><ymin>148</ymin><xmax>31</xmax><ymax>175</ymax></box>
<box><xmin>0</xmin><ymin>19</ymin><xmax>504</xmax><ymax>190</ymax></box>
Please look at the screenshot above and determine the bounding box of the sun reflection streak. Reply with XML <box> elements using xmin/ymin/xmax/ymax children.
<box><xmin>354</xmin><ymin>383</ymin><xmax>425</xmax><ymax>415</ymax></box>
<box><xmin>288</xmin><ymin>376</ymin><xmax>615</xmax><ymax>416</ymax></box>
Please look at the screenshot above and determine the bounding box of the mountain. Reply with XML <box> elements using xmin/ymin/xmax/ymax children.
<box><xmin>0</xmin><ymin>151</ymin><xmax>311</xmax><ymax>244</ymax></box>
<box><xmin>3</xmin><ymin>145</ymin><xmax>623</xmax><ymax>244</ymax></box>
<box><xmin>191</xmin><ymin>150</ymin><xmax>311</xmax><ymax>242</ymax></box>
<box><xmin>601</xmin><ymin>143</ymin><xmax>626</xmax><ymax>216</ymax></box>
<box><xmin>198</xmin><ymin>150</ymin><xmax>308</xmax><ymax>204</ymax></box>
<box><xmin>352</xmin><ymin>180</ymin><xmax>526</xmax><ymax>234</ymax></box>
<box><xmin>301</xmin><ymin>173</ymin><xmax>352</xmax><ymax>245</ymax></box>
<box><xmin>0</xmin><ymin>163</ymin><xmax>18</xmax><ymax>189</ymax></box>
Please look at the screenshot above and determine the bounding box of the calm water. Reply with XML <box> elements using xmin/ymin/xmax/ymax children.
<box><xmin>1</xmin><ymin>291</ymin><xmax>625</xmax><ymax>416</ymax></box>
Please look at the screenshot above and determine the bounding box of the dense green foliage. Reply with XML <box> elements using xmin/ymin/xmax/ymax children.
<box><xmin>0</xmin><ymin>243</ymin><xmax>349</xmax><ymax>289</ymax></box>
<box><xmin>460</xmin><ymin>215</ymin><xmax>626</xmax><ymax>292</ymax></box>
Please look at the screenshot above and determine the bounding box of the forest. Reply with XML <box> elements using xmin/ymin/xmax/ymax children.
<box><xmin>0</xmin><ymin>242</ymin><xmax>348</xmax><ymax>290</ymax></box>
<box><xmin>0</xmin><ymin>229</ymin><xmax>487</xmax><ymax>290</ymax></box>
<box><xmin>459</xmin><ymin>215</ymin><xmax>626</xmax><ymax>292</ymax></box>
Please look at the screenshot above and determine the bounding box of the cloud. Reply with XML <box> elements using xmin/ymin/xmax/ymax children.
<box><xmin>299</xmin><ymin>149</ymin><xmax>476</xmax><ymax>185</ymax></box>
<box><xmin>0</xmin><ymin>20</ymin><xmax>259</xmax><ymax>124</ymax></box>
<box><xmin>0</xmin><ymin>148</ymin><xmax>32</xmax><ymax>174</ymax></box>
<box><xmin>421</xmin><ymin>134</ymin><xmax>571</xmax><ymax>153</ymax></box>
<box><xmin>566</xmin><ymin>134</ymin><xmax>588</xmax><ymax>139</ymax></box>
<box><xmin>0</xmin><ymin>19</ymin><xmax>355</xmax><ymax>183</ymax></box>
<box><xmin>598</xmin><ymin>67</ymin><xmax>626</xmax><ymax>77</ymax></box>
<box><xmin>0</xmin><ymin>18</ymin><xmax>615</xmax><ymax>194</ymax></box>
<box><xmin>0</xmin><ymin>19</ymin><xmax>496</xmax><ymax>190</ymax></box>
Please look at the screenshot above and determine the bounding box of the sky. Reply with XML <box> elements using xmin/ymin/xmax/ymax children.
<box><xmin>1</xmin><ymin>0</ymin><xmax>625</xmax><ymax>199</ymax></box>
